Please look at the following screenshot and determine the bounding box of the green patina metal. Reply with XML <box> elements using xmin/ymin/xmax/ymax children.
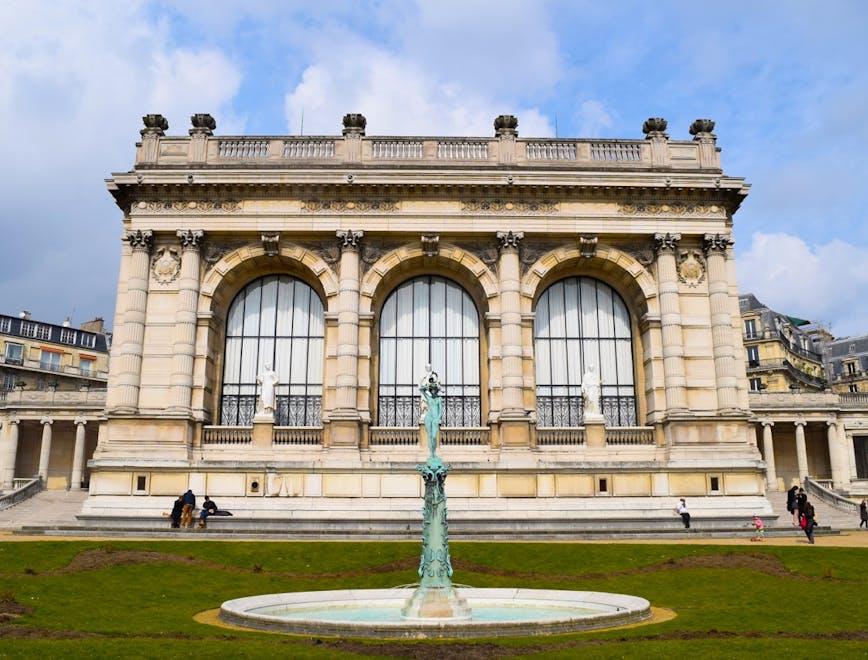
<box><xmin>416</xmin><ymin>369</ymin><xmax>454</xmax><ymax>588</ymax></box>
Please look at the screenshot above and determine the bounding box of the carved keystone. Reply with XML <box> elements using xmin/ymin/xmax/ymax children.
<box><xmin>421</xmin><ymin>234</ymin><xmax>440</xmax><ymax>257</ymax></box>
<box><xmin>261</xmin><ymin>233</ymin><xmax>280</xmax><ymax>257</ymax></box>
<box><xmin>579</xmin><ymin>234</ymin><xmax>598</xmax><ymax>258</ymax></box>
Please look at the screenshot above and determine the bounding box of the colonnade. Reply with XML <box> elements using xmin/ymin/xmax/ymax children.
<box><xmin>0</xmin><ymin>416</ymin><xmax>93</xmax><ymax>490</ymax></box>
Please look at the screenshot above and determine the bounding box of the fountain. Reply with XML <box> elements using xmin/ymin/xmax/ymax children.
<box><xmin>219</xmin><ymin>367</ymin><xmax>653</xmax><ymax>638</ymax></box>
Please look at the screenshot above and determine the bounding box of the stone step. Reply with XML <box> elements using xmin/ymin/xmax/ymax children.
<box><xmin>767</xmin><ymin>490</ymin><xmax>861</xmax><ymax>529</ymax></box>
<box><xmin>0</xmin><ymin>490</ymin><xmax>87</xmax><ymax>530</ymax></box>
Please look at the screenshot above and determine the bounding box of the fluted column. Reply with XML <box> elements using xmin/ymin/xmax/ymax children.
<box><xmin>703</xmin><ymin>233</ymin><xmax>739</xmax><ymax>411</ymax></box>
<box><xmin>1</xmin><ymin>418</ymin><xmax>20</xmax><ymax>489</ymax></box>
<box><xmin>115</xmin><ymin>230</ymin><xmax>153</xmax><ymax>412</ymax></box>
<box><xmin>794</xmin><ymin>418</ymin><xmax>808</xmax><ymax>481</ymax></box>
<box><xmin>70</xmin><ymin>417</ymin><xmax>87</xmax><ymax>490</ymax></box>
<box><xmin>828</xmin><ymin>419</ymin><xmax>848</xmax><ymax>489</ymax></box>
<box><xmin>653</xmin><ymin>233</ymin><xmax>688</xmax><ymax>412</ymax></box>
<box><xmin>761</xmin><ymin>421</ymin><xmax>777</xmax><ymax>489</ymax></box>
<box><xmin>37</xmin><ymin>417</ymin><xmax>53</xmax><ymax>482</ymax></box>
<box><xmin>169</xmin><ymin>230</ymin><xmax>204</xmax><ymax>412</ymax></box>
<box><xmin>496</xmin><ymin>231</ymin><xmax>525</xmax><ymax>416</ymax></box>
<box><xmin>331</xmin><ymin>230</ymin><xmax>363</xmax><ymax>447</ymax></box>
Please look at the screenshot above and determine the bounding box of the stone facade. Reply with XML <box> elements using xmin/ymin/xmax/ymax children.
<box><xmin>79</xmin><ymin>112</ymin><xmax>778</xmax><ymax>522</ymax></box>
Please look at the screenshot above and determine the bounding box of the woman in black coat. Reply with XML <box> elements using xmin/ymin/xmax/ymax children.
<box><xmin>786</xmin><ymin>485</ymin><xmax>800</xmax><ymax>525</ymax></box>
<box><xmin>802</xmin><ymin>501</ymin><xmax>816</xmax><ymax>544</ymax></box>
<box><xmin>170</xmin><ymin>496</ymin><xmax>184</xmax><ymax>529</ymax></box>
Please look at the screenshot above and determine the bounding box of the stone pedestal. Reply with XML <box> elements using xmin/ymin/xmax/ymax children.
<box><xmin>252</xmin><ymin>416</ymin><xmax>273</xmax><ymax>448</ymax></box>
<box><xmin>499</xmin><ymin>415</ymin><xmax>531</xmax><ymax>447</ymax></box>
<box><xmin>328</xmin><ymin>417</ymin><xmax>361</xmax><ymax>447</ymax></box>
<box><xmin>585</xmin><ymin>416</ymin><xmax>606</xmax><ymax>448</ymax></box>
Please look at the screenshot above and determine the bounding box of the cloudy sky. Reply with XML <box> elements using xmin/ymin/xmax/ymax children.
<box><xmin>1</xmin><ymin>1</ymin><xmax>867</xmax><ymax>335</ymax></box>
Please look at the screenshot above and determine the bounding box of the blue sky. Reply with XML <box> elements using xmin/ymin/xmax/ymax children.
<box><xmin>1</xmin><ymin>1</ymin><xmax>867</xmax><ymax>334</ymax></box>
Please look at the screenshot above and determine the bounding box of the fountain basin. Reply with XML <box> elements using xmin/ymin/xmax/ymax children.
<box><xmin>220</xmin><ymin>588</ymin><xmax>651</xmax><ymax>639</ymax></box>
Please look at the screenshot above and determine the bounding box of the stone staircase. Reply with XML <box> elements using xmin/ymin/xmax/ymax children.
<box><xmin>766</xmin><ymin>489</ymin><xmax>861</xmax><ymax>530</ymax></box>
<box><xmin>0</xmin><ymin>490</ymin><xmax>87</xmax><ymax>530</ymax></box>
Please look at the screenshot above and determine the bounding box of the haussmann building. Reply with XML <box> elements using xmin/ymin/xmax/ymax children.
<box><xmin>81</xmin><ymin>112</ymin><xmax>773</xmax><ymax>530</ymax></box>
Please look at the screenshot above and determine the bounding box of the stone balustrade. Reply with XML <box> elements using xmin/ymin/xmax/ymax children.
<box><xmin>605</xmin><ymin>427</ymin><xmax>655</xmax><ymax>446</ymax></box>
<box><xmin>202</xmin><ymin>425</ymin><xmax>252</xmax><ymax>445</ymax></box>
<box><xmin>369</xmin><ymin>427</ymin><xmax>419</xmax><ymax>446</ymax></box>
<box><xmin>273</xmin><ymin>426</ymin><xmax>323</xmax><ymax>445</ymax></box>
<box><xmin>0</xmin><ymin>388</ymin><xmax>107</xmax><ymax>409</ymax></box>
<box><xmin>135</xmin><ymin>135</ymin><xmax>716</xmax><ymax>170</ymax></box>
<box><xmin>536</xmin><ymin>427</ymin><xmax>586</xmax><ymax>446</ymax></box>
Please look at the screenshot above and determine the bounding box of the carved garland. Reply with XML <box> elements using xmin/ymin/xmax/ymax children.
<box><xmin>302</xmin><ymin>200</ymin><xmax>398</xmax><ymax>213</ymax></box>
<box><xmin>133</xmin><ymin>200</ymin><xmax>241</xmax><ymax>214</ymax></box>
<box><xmin>462</xmin><ymin>200</ymin><xmax>558</xmax><ymax>214</ymax></box>
<box><xmin>619</xmin><ymin>202</ymin><xmax>725</xmax><ymax>217</ymax></box>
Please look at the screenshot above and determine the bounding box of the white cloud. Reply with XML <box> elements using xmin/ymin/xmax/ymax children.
<box><xmin>0</xmin><ymin>2</ymin><xmax>244</xmax><ymax>326</ymax></box>
<box><xmin>575</xmin><ymin>100</ymin><xmax>614</xmax><ymax>137</ymax></box>
<box><xmin>284</xmin><ymin>17</ymin><xmax>555</xmax><ymax>137</ymax></box>
<box><xmin>737</xmin><ymin>232</ymin><xmax>868</xmax><ymax>336</ymax></box>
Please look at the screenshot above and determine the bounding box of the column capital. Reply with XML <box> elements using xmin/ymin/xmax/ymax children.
<box><xmin>124</xmin><ymin>229</ymin><xmax>154</xmax><ymax>253</ymax></box>
<box><xmin>336</xmin><ymin>229</ymin><xmax>364</xmax><ymax>251</ymax></box>
<box><xmin>177</xmin><ymin>229</ymin><xmax>205</xmax><ymax>251</ymax></box>
<box><xmin>760</xmin><ymin>419</ymin><xmax>775</xmax><ymax>427</ymax></box>
<box><xmin>496</xmin><ymin>230</ymin><xmax>524</xmax><ymax>252</ymax></box>
<box><xmin>702</xmin><ymin>232</ymin><xmax>734</xmax><ymax>255</ymax></box>
<box><xmin>826</xmin><ymin>418</ymin><xmax>840</xmax><ymax>428</ymax></box>
<box><xmin>73</xmin><ymin>416</ymin><xmax>88</xmax><ymax>427</ymax></box>
<box><xmin>40</xmin><ymin>417</ymin><xmax>53</xmax><ymax>426</ymax></box>
<box><xmin>794</xmin><ymin>417</ymin><xmax>807</xmax><ymax>428</ymax></box>
<box><xmin>653</xmin><ymin>232</ymin><xmax>681</xmax><ymax>255</ymax></box>
<box><xmin>8</xmin><ymin>417</ymin><xmax>20</xmax><ymax>426</ymax></box>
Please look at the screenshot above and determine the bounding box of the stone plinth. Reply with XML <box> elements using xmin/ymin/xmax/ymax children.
<box><xmin>585</xmin><ymin>416</ymin><xmax>606</xmax><ymax>448</ymax></box>
<box><xmin>252</xmin><ymin>416</ymin><xmax>273</xmax><ymax>448</ymax></box>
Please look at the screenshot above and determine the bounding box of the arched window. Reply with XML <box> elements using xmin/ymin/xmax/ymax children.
<box><xmin>220</xmin><ymin>275</ymin><xmax>324</xmax><ymax>427</ymax></box>
<box><xmin>534</xmin><ymin>277</ymin><xmax>636</xmax><ymax>427</ymax></box>
<box><xmin>378</xmin><ymin>276</ymin><xmax>481</xmax><ymax>427</ymax></box>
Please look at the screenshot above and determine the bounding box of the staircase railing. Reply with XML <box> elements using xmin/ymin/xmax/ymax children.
<box><xmin>804</xmin><ymin>476</ymin><xmax>858</xmax><ymax>513</ymax></box>
<box><xmin>0</xmin><ymin>477</ymin><xmax>43</xmax><ymax>511</ymax></box>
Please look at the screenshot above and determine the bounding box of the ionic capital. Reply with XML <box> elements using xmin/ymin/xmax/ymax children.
<box><xmin>40</xmin><ymin>417</ymin><xmax>53</xmax><ymax>426</ymax></box>
<box><xmin>124</xmin><ymin>229</ymin><xmax>154</xmax><ymax>253</ymax></box>
<box><xmin>653</xmin><ymin>232</ymin><xmax>681</xmax><ymax>255</ymax></box>
<box><xmin>702</xmin><ymin>233</ymin><xmax>734</xmax><ymax>255</ymax></box>
<box><xmin>760</xmin><ymin>419</ymin><xmax>774</xmax><ymax>428</ymax></box>
<box><xmin>73</xmin><ymin>416</ymin><xmax>88</xmax><ymax>427</ymax></box>
<box><xmin>496</xmin><ymin>230</ymin><xmax>524</xmax><ymax>252</ymax></box>
<box><xmin>794</xmin><ymin>417</ymin><xmax>807</xmax><ymax>428</ymax></box>
<box><xmin>336</xmin><ymin>230</ymin><xmax>364</xmax><ymax>251</ymax></box>
<box><xmin>177</xmin><ymin>229</ymin><xmax>205</xmax><ymax>251</ymax></box>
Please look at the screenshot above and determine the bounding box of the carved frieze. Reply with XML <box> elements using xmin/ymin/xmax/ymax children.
<box><xmin>463</xmin><ymin>200</ymin><xmax>558</xmax><ymax>214</ymax></box>
<box><xmin>301</xmin><ymin>200</ymin><xmax>398</xmax><ymax>213</ymax></box>
<box><xmin>151</xmin><ymin>247</ymin><xmax>181</xmax><ymax>284</ymax></box>
<box><xmin>677</xmin><ymin>250</ymin><xmax>706</xmax><ymax>287</ymax></box>
<box><xmin>132</xmin><ymin>200</ymin><xmax>241</xmax><ymax>214</ymax></box>
<box><xmin>619</xmin><ymin>202</ymin><xmax>725</xmax><ymax>217</ymax></box>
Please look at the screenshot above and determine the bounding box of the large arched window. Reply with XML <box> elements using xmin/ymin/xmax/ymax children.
<box><xmin>534</xmin><ymin>277</ymin><xmax>636</xmax><ymax>427</ymax></box>
<box><xmin>378</xmin><ymin>276</ymin><xmax>481</xmax><ymax>427</ymax></box>
<box><xmin>220</xmin><ymin>275</ymin><xmax>324</xmax><ymax>427</ymax></box>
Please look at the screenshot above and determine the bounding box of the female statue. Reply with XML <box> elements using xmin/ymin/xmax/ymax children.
<box><xmin>419</xmin><ymin>365</ymin><xmax>443</xmax><ymax>458</ymax></box>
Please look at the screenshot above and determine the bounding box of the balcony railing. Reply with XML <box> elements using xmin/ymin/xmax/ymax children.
<box><xmin>202</xmin><ymin>426</ymin><xmax>252</xmax><ymax>445</ymax></box>
<box><xmin>841</xmin><ymin>392</ymin><xmax>868</xmax><ymax>408</ymax></box>
<box><xmin>440</xmin><ymin>427</ymin><xmax>489</xmax><ymax>446</ymax></box>
<box><xmin>536</xmin><ymin>427</ymin><xmax>586</xmax><ymax>446</ymax></box>
<box><xmin>273</xmin><ymin>426</ymin><xmax>322</xmax><ymax>445</ymax></box>
<box><xmin>606</xmin><ymin>427</ymin><xmax>655</xmax><ymax>446</ymax></box>
<box><xmin>369</xmin><ymin>427</ymin><xmax>418</xmax><ymax>446</ymax></box>
<box><xmin>368</xmin><ymin>426</ymin><xmax>490</xmax><ymax>446</ymax></box>
<box><xmin>746</xmin><ymin>358</ymin><xmax>826</xmax><ymax>388</ymax></box>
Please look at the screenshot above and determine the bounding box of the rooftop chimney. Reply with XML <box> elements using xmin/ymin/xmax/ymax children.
<box><xmin>80</xmin><ymin>317</ymin><xmax>105</xmax><ymax>334</ymax></box>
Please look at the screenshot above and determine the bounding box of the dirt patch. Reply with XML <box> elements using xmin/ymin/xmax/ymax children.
<box><xmin>50</xmin><ymin>549</ymin><xmax>200</xmax><ymax>575</ymax></box>
<box><xmin>0</xmin><ymin>594</ymin><xmax>32</xmax><ymax>623</ymax></box>
<box><xmin>452</xmin><ymin>552</ymin><xmax>803</xmax><ymax>582</ymax></box>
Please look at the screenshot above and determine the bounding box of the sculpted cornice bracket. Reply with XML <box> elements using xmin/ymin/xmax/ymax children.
<box><xmin>261</xmin><ymin>233</ymin><xmax>280</xmax><ymax>257</ymax></box>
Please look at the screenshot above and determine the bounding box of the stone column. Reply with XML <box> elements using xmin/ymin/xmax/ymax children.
<box><xmin>37</xmin><ymin>417</ymin><xmax>53</xmax><ymax>482</ymax></box>
<box><xmin>70</xmin><ymin>417</ymin><xmax>87</xmax><ymax>490</ymax></box>
<box><xmin>496</xmin><ymin>230</ymin><xmax>529</xmax><ymax>447</ymax></box>
<box><xmin>169</xmin><ymin>230</ymin><xmax>204</xmax><ymax>413</ymax></box>
<box><xmin>794</xmin><ymin>418</ymin><xmax>809</xmax><ymax>481</ymax></box>
<box><xmin>331</xmin><ymin>230</ymin><xmax>363</xmax><ymax>447</ymax></box>
<box><xmin>703</xmin><ymin>233</ymin><xmax>740</xmax><ymax>411</ymax></box>
<box><xmin>653</xmin><ymin>233</ymin><xmax>688</xmax><ymax>413</ymax></box>
<box><xmin>761</xmin><ymin>421</ymin><xmax>777</xmax><ymax>489</ymax></box>
<box><xmin>828</xmin><ymin>419</ymin><xmax>849</xmax><ymax>489</ymax></box>
<box><xmin>1</xmin><ymin>418</ymin><xmax>20</xmax><ymax>489</ymax></box>
<box><xmin>115</xmin><ymin>230</ymin><xmax>153</xmax><ymax>412</ymax></box>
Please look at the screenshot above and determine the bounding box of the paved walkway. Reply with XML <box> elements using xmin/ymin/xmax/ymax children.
<box><xmin>0</xmin><ymin>490</ymin><xmax>87</xmax><ymax>530</ymax></box>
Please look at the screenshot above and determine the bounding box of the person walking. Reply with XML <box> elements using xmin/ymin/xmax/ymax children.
<box><xmin>675</xmin><ymin>498</ymin><xmax>691</xmax><ymax>529</ymax></box>
<box><xmin>181</xmin><ymin>489</ymin><xmax>196</xmax><ymax>529</ymax></box>
<box><xmin>796</xmin><ymin>487</ymin><xmax>807</xmax><ymax>522</ymax></box>
<box><xmin>751</xmin><ymin>514</ymin><xmax>765</xmax><ymax>542</ymax></box>
<box><xmin>786</xmin><ymin>484</ymin><xmax>800</xmax><ymax>526</ymax></box>
<box><xmin>860</xmin><ymin>499</ymin><xmax>867</xmax><ymax>529</ymax></box>
<box><xmin>802</xmin><ymin>500</ymin><xmax>817</xmax><ymax>544</ymax></box>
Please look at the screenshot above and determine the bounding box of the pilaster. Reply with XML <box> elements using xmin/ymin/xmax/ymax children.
<box><xmin>653</xmin><ymin>232</ymin><xmax>688</xmax><ymax>414</ymax></box>
<box><xmin>168</xmin><ymin>229</ymin><xmax>204</xmax><ymax>414</ymax></box>
<box><xmin>703</xmin><ymin>233</ymin><xmax>740</xmax><ymax>412</ymax></box>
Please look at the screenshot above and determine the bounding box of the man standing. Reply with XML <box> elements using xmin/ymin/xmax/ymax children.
<box><xmin>181</xmin><ymin>489</ymin><xmax>196</xmax><ymax>528</ymax></box>
<box><xmin>675</xmin><ymin>498</ymin><xmax>691</xmax><ymax>529</ymax></box>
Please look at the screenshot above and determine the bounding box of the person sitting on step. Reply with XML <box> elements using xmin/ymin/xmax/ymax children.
<box><xmin>198</xmin><ymin>496</ymin><xmax>218</xmax><ymax>528</ymax></box>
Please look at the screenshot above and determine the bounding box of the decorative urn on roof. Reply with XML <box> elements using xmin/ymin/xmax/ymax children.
<box><xmin>494</xmin><ymin>114</ymin><xmax>518</xmax><ymax>137</ymax></box>
<box><xmin>342</xmin><ymin>113</ymin><xmax>367</xmax><ymax>136</ymax></box>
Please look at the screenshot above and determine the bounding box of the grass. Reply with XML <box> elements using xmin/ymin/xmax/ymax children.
<box><xmin>0</xmin><ymin>540</ymin><xmax>865</xmax><ymax>658</ymax></box>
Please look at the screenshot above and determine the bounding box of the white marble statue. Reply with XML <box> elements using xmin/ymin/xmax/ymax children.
<box><xmin>257</xmin><ymin>365</ymin><xmax>279</xmax><ymax>415</ymax></box>
<box><xmin>581</xmin><ymin>366</ymin><xmax>602</xmax><ymax>418</ymax></box>
<box><xmin>419</xmin><ymin>363</ymin><xmax>434</xmax><ymax>422</ymax></box>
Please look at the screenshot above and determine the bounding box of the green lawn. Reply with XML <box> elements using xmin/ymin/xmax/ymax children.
<box><xmin>0</xmin><ymin>540</ymin><xmax>865</xmax><ymax>658</ymax></box>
